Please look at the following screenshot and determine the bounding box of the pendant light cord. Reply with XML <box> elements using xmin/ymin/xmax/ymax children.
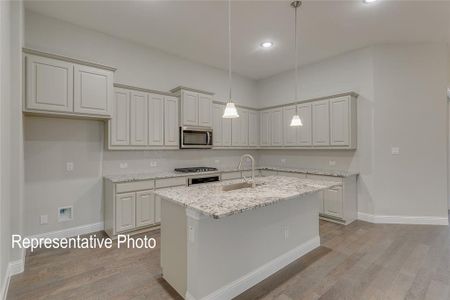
<box><xmin>294</xmin><ymin>2</ymin><xmax>298</xmax><ymax>102</ymax></box>
<box><xmin>228</xmin><ymin>0</ymin><xmax>232</xmax><ymax>102</ymax></box>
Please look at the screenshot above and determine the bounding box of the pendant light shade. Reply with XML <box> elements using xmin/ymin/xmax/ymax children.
<box><xmin>290</xmin><ymin>1</ymin><xmax>303</xmax><ymax>127</ymax></box>
<box><xmin>223</xmin><ymin>102</ymin><xmax>239</xmax><ymax>118</ymax></box>
<box><xmin>223</xmin><ymin>0</ymin><xmax>239</xmax><ymax>119</ymax></box>
<box><xmin>290</xmin><ymin>114</ymin><xmax>303</xmax><ymax>126</ymax></box>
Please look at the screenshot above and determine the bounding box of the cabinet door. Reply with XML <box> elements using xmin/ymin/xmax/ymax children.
<box><xmin>248</xmin><ymin>110</ymin><xmax>259</xmax><ymax>146</ymax></box>
<box><xmin>155</xmin><ymin>194</ymin><xmax>162</xmax><ymax>223</ymax></box>
<box><xmin>26</xmin><ymin>54</ymin><xmax>74</xmax><ymax>112</ymax></box>
<box><xmin>330</xmin><ymin>96</ymin><xmax>350</xmax><ymax>146</ymax></box>
<box><xmin>110</xmin><ymin>88</ymin><xmax>130</xmax><ymax>145</ymax></box>
<box><xmin>181</xmin><ymin>91</ymin><xmax>198</xmax><ymax>126</ymax></box>
<box><xmin>212</xmin><ymin>104</ymin><xmax>224</xmax><ymax>146</ymax></box>
<box><xmin>130</xmin><ymin>91</ymin><xmax>148</xmax><ymax>146</ymax></box>
<box><xmin>312</xmin><ymin>100</ymin><xmax>330</xmax><ymax>146</ymax></box>
<box><xmin>240</xmin><ymin>109</ymin><xmax>249</xmax><ymax>146</ymax></box>
<box><xmin>271</xmin><ymin>108</ymin><xmax>283</xmax><ymax>146</ymax></box>
<box><xmin>74</xmin><ymin>64</ymin><xmax>113</xmax><ymax>116</ymax></box>
<box><xmin>136</xmin><ymin>191</ymin><xmax>155</xmax><ymax>227</ymax></box>
<box><xmin>297</xmin><ymin>103</ymin><xmax>312</xmax><ymax>145</ymax></box>
<box><xmin>283</xmin><ymin>105</ymin><xmax>298</xmax><ymax>146</ymax></box>
<box><xmin>116</xmin><ymin>192</ymin><xmax>136</xmax><ymax>233</ymax></box>
<box><xmin>148</xmin><ymin>94</ymin><xmax>164</xmax><ymax>145</ymax></box>
<box><xmin>164</xmin><ymin>96</ymin><xmax>179</xmax><ymax>146</ymax></box>
<box><xmin>222</xmin><ymin>117</ymin><xmax>232</xmax><ymax>146</ymax></box>
<box><xmin>198</xmin><ymin>94</ymin><xmax>213</xmax><ymax>127</ymax></box>
<box><xmin>323</xmin><ymin>187</ymin><xmax>343</xmax><ymax>218</ymax></box>
<box><xmin>231</xmin><ymin>112</ymin><xmax>242</xmax><ymax>146</ymax></box>
<box><xmin>260</xmin><ymin>110</ymin><xmax>272</xmax><ymax>146</ymax></box>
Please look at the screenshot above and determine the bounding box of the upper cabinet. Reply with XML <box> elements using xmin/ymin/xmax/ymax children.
<box><xmin>248</xmin><ymin>110</ymin><xmax>259</xmax><ymax>147</ymax></box>
<box><xmin>108</xmin><ymin>85</ymin><xmax>179</xmax><ymax>150</ymax></box>
<box><xmin>259</xmin><ymin>93</ymin><xmax>357</xmax><ymax>149</ymax></box>
<box><xmin>312</xmin><ymin>100</ymin><xmax>330</xmax><ymax>146</ymax></box>
<box><xmin>24</xmin><ymin>49</ymin><xmax>115</xmax><ymax>118</ymax></box>
<box><xmin>171</xmin><ymin>87</ymin><xmax>213</xmax><ymax>128</ymax></box>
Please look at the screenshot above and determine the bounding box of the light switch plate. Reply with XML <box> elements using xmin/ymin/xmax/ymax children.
<box><xmin>66</xmin><ymin>162</ymin><xmax>74</xmax><ymax>171</ymax></box>
<box><xmin>391</xmin><ymin>147</ymin><xmax>400</xmax><ymax>155</ymax></box>
<box><xmin>40</xmin><ymin>215</ymin><xmax>48</xmax><ymax>225</ymax></box>
<box><xmin>150</xmin><ymin>161</ymin><xmax>157</xmax><ymax>167</ymax></box>
<box><xmin>120</xmin><ymin>162</ymin><xmax>128</xmax><ymax>169</ymax></box>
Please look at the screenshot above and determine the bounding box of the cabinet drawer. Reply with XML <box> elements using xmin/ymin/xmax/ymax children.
<box><xmin>278</xmin><ymin>171</ymin><xmax>306</xmax><ymax>178</ymax></box>
<box><xmin>155</xmin><ymin>177</ymin><xmax>186</xmax><ymax>188</ymax></box>
<box><xmin>306</xmin><ymin>174</ymin><xmax>343</xmax><ymax>183</ymax></box>
<box><xmin>116</xmin><ymin>180</ymin><xmax>155</xmax><ymax>193</ymax></box>
<box><xmin>221</xmin><ymin>171</ymin><xmax>241</xmax><ymax>180</ymax></box>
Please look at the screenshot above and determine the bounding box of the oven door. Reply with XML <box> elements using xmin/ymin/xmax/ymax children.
<box><xmin>180</xmin><ymin>127</ymin><xmax>213</xmax><ymax>149</ymax></box>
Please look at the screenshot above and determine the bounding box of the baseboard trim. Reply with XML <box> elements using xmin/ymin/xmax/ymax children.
<box><xmin>1</xmin><ymin>256</ymin><xmax>25</xmax><ymax>300</ymax></box>
<box><xmin>187</xmin><ymin>236</ymin><xmax>320</xmax><ymax>300</ymax></box>
<box><xmin>358</xmin><ymin>212</ymin><xmax>448</xmax><ymax>225</ymax></box>
<box><xmin>27</xmin><ymin>222</ymin><xmax>104</xmax><ymax>240</ymax></box>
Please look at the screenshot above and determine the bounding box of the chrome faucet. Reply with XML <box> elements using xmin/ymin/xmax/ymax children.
<box><xmin>238</xmin><ymin>154</ymin><xmax>256</xmax><ymax>188</ymax></box>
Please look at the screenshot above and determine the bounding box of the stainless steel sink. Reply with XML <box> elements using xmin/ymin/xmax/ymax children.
<box><xmin>222</xmin><ymin>181</ymin><xmax>262</xmax><ymax>191</ymax></box>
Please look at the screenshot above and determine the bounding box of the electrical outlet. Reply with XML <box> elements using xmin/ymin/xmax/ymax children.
<box><xmin>120</xmin><ymin>162</ymin><xmax>128</xmax><ymax>169</ymax></box>
<box><xmin>150</xmin><ymin>161</ymin><xmax>157</xmax><ymax>167</ymax></box>
<box><xmin>391</xmin><ymin>147</ymin><xmax>400</xmax><ymax>155</ymax></box>
<box><xmin>329</xmin><ymin>160</ymin><xmax>336</xmax><ymax>166</ymax></box>
<box><xmin>281</xmin><ymin>158</ymin><xmax>286</xmax><ymax>164</ymax></box>
<box><xmin>40</xmin><ymin>215</ymin><xmax>48</xmax><ymax>225</ymax></box>
<box><xmin>214</xmin><ymin>159</ymin><xmax>220</xmax><ymax>164</ymax></box>
<box><xmin>66</xmin><ymin>162</ymin><xmax>74</xmax><ymax>172</ymax></box>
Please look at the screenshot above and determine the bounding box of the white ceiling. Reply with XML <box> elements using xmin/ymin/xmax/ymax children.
<box><xmin>25</xmin><ymin>0</ymin><xmax>450</xmax><ymax>80</ymax></box>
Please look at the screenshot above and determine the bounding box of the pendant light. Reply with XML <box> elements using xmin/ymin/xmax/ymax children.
<box><xmin>290</xmin><ymin>1</ymin><xmax>303</xmax><ymax>127</ymax></box>
<box><xmin>222</xmin><ymin>0</ymin><xmax>239</xmax><ymax>119</ymax></box>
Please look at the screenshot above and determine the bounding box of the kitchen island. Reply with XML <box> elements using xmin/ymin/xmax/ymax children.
<box><xmin>154</xmin><ymin>175</ymin><xmax>340</xmax><ymax>300</ymax></box>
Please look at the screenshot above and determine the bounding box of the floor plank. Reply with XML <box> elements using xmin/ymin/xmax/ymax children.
<box><xmin>7</xmin><ymin>220</ymin><xmax>450</xmax><ymax>300</ymax></box>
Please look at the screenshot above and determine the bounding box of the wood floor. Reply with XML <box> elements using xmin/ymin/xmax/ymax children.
<box><xmin>8</xmin><ymin>219</ymin><xmax>450</xmax><ymax>300</ymax></box>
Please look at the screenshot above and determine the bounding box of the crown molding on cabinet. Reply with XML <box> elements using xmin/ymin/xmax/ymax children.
<box><xmin>113</xmin><ymin>83</ymin><xmax>176</xmax><ymax>97</ymax></box>
<box><xmin>22</xmin><ymin>48</ymin><xmax>117</xmax><ymax>72</ymax></box>
<box><xmin>170</xmin><ymin>86</ymin><xmax>215</xmax><ymax>96</ymax></box>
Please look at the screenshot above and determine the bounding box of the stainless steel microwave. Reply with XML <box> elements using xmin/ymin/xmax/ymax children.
<box><xmin>180</xmin><ymin>126</ymin><xmax>213</xmax><ymax>149</ymax></box>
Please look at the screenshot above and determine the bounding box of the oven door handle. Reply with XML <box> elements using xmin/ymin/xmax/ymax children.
<box><xmin>207</xmin><ymin>131</ymin><xmax>211</xmax><ymax>145</ymax></box>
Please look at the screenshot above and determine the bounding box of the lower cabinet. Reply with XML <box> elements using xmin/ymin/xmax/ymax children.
<box><xmin>105</xmin><ymin>177</ymin><xmax>186</xmax><ymax>237</ymax></box>
<box><xmin>323</xmin><ymin>186</ymin><xmax>343</xmax><ymax>218</ymax></box>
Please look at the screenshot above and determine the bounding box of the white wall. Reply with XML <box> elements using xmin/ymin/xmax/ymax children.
<box><xmin>1</xmin><ymin>0</ymin><xmax>24</xmax><ymax>296</ymax></box>
<box><xmin>23</xmin><ymin>11</ymin><xmax>259</xmax><ymax>236</ymax></box>
<box><xmin>258</xmin><ymin>44</ymin><xmax>449</xmax><ymax>219</ymax></box>
<box><xmin>257</xmin><ymin>48</ymin><xmax>375</xmax><ymax>214</ymax></box>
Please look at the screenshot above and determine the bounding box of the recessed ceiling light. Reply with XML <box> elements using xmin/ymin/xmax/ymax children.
<box><xmin>260</xmin><ymin>41</ymin><xmax>274</xmax><ymax>48</ymax></box>
<box><xmin>363</xmin><ymin>0</ymin><xmax>377</xmax><ymax>3</ymax></box>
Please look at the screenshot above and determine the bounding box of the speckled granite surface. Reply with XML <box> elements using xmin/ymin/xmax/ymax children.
<box><xmin>154</xmin><ymin>176</ymin><xmax>340</xmax><ymax>219</ymax></box>
<box><xmin>104</xmin><ymin>166</ymin><xmax>357</xmax><ymax>183</ymax></box>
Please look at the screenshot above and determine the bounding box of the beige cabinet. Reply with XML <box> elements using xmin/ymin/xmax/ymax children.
<box><xmin>24</xmin><ymin>51</ymin><xmax>114</xmax><ymax>118</ymax></box>
<box><xmin>222</xmin><ymin>117</ymin><xmax>232</xmax><ymax>146</ymax></box>
<box><xmin>297</xmin><ymin>103</ymin><xmax>312</xmax><ymax>146</ymax></box>
<box><xmin>130</xmin><ymin>91</ymin><xmax>148</xmax><ymax>146</ymax></box>
<box><xmin>110</xmin><ymin>88</ymin><xmax>130</xmax><ymax>146</ymax></box>
<box><xmin>312</xmin><ymin>100</ymin><xmax>330</xmax><ymax>146</ymax></box>
<box><xmin>283</xmin><ymin>105</ymin><xmax>298</xmax><ymax>146</ymax></box>
<box><xmin>330</xmin><ymin>96</ymin><xmax>350</xmax><ymax>146</ymax></box>
<box><xmin>198</xmin><ymin>94</ymin><xmax>213</xmax><ymax>127</ymax></box>
<box><xmin>164</xmin><ymin>96</ymin><xmax>179</xmax><ymax>146</ymax></box>
<box><xmin>148</xmin><ymin>94</ymin><xmax>164</xmax><ymax>146</ymax></box>
<box><xmin>74</xmin><ymin>64</ymin><xmax>113</xmax><ymax>116</ymax></box>
<box><xmin>115</xmin><ymin>192</ymin><xmax>136</xmax><ymax>233</ymax></box>
<box><xmin>260</xmin><ymin>110</ymin><xmax>272</xmax><ymax>146</ymax></box>
<box><xmin>25</xmin><ymin>54</ymin><xmax>74</xmax><ymax>113</ymax></box>
<box><xmin>177</xmin><ymin>88</ymin><xmax>213</xmax><ymax>128</ymax></box>
<box><xmin>232</xmin><ymin>108</ymin><xmax>249</xmax><ymax>146</ymax></box>
<box><xmin>271</xmin><ymin>108</ymin><xmax>284</xmax><ymax>146</ymax></box>
<box><xmin>248</xmin><ymin>110</ymin><xmax>259</xmax><ymax>147</ymax></box>
<box><xmin>136</xmin><ymin>191</ymin><xmax>155</xmax><ymax>227</ymax></box>
<box><xmin>212</xmin><ymin>104</ymin><xmax>224</xmax><ymax>146</ymax></box>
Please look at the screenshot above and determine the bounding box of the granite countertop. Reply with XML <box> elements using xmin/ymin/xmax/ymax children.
<box><xmin>104</xmin><ymin>166</ymin><xmax>358</xmax><ymax>183</ymax></box>
<box><xmin>154</xmin><ymin>176</ymin><xmax>341</xmax><ymax>219</ymax></box>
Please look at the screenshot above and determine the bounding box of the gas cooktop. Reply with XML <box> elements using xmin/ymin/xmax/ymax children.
<box><xmin>174</xmin><ymin>167</ymin><xmax>218</xmax><ymax>173</ymax></box>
